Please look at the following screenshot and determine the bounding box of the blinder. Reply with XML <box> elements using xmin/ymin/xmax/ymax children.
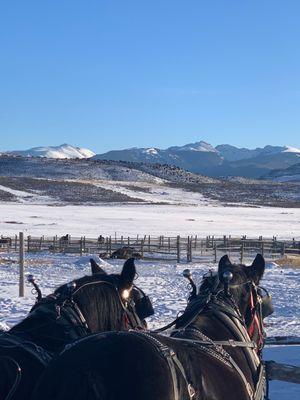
<box><xmin>257</xmin><ymin>287</ymin><xmax>274</xmax><ymax>319</ymax></box>
<box><xmin>132</xmin><ymin>286</ymin><xmax>154</xmax><ymax>320</ymax></box>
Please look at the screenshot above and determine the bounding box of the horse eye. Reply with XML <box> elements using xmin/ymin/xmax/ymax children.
<box><xmin>121</xmin><ymin>289</ymin><xmax>130</xmax><ymax>300</ymax></box>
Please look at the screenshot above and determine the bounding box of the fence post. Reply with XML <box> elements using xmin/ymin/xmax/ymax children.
<box><xmin>177</xmin><ymin>235</ymin><xmax>181</xmax><ymax>263</ymax></box>
<box><xmin>80</xmin><ymin>237</ymin><xmax>83</xmax><ymax>256</ymax></box>
<box><xmin>187</xmin><ymin>236</ymin><xmax>190</xmax><ymax>262</ymax></box>
<box><xmin>214</xmin><ymin>243</ymin><xmax>217</xmax><ymax>263</ymax></box>
<box><xmin>109</xmin><ymin>236</ymin><xmax>112</xmax><ymax>256</ymax></box>
<box><xmin>188</xmin><ymin>236</ymin><xmax>193</xmax><ymax>262</ymax></box>
<box><xmin>240</xmin><ymin>243</ymin><xmax>244</xmax><ymax>264</ymax></box>
<box><xmin>281</xmin><ymin>242</ymin><xmax>285</xmax><ymax>257</ymax></box>
<box><xmin>140</xmin><ymin>239</ymin><xmax>144</xmax><ymax>258</ymax></box>
<box><xmin>19</xmin><ymin>232</ymin><xmax>25</xmax><ymax>297</ymax></box>
<box><xmin>261</xmin><ymin>242</ymin><xmax>264</xmax><ymax>257</ymax></box>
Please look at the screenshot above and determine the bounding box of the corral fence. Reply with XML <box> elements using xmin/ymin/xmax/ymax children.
<box><xmin>1</xmin><ymin>233</ymin><xmax>300</xmax><ymax>263</ymax></box>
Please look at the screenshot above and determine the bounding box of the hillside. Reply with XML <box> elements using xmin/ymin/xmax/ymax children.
<box><xmin>0</xmin><ymin>156</ymin><xmax>299</xmax><ymax>207</ymax></box>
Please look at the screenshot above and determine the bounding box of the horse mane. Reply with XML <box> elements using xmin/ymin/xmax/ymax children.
<box><xmin>55</xmin><ymin>274</ymin><xmax>125</xmax><ymax>332</ymax></box>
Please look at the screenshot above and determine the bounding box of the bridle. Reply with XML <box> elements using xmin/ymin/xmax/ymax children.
<box><xmin>52</xmin><ymin>278</ymin><xmax>146</xmax><ymax>332</ymax></box>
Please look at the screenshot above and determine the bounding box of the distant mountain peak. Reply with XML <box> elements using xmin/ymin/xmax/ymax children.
<box><xmin>142</xmin><ymin>148</ymin><xmax>159</xmax><ymax>155</ymax></box>
<box><xmin>168</xmin><ymin>140</ymin><xmax>217</xmax><ymax>153</ymax></box>
<box><xmin>9</xmin><ymin>144</ymin><xmax>95</xmax><ymax>159</ymax></box>
<box><xmin>283</xmin><ymin>145</ymin><xmax>300</xmax><ymax>153</ymax></box>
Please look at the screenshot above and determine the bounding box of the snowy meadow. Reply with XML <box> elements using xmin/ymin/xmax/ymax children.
<box><xmin>0</xmin><ymin>201</ymin><xmax>300</xmax><ymax>399</ymax></box>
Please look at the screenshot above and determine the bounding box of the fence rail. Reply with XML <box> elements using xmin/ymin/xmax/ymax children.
<box><xmin>1</xmin><ymin>234</ymin><xmax>300</xmax><ymax>263</ymax></box>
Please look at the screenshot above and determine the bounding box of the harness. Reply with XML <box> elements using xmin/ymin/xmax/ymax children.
<box><xmin>2</xmin><ymin>279</ymin><xmax>145</xmax><ymax>400</ymax></box>
<box><xmin>128</xmin><ymin>331</ymin><xmax>196</xmax><ymax>400</ymax></box>
<box><xmin>153</xmin><ymin>272</ymin><xmax>269</xmax><ymax>400</ymax></box>
<box><xmin>21</xmin><ymin>279</ymin><xmax>144</xmax><ymax>342</ymax></box>
<box><xmin>0</xmin><ymin>332</ymin><xmax>52</xmax><ymax>400</ymax></box>
<box><xmin>62</xmin><ymin>330</ymin><xmax>196</xmax><ymax>400</ymax></box>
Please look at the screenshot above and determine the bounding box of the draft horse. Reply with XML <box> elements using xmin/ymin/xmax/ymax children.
<box><xmin>31</xmin><ymin>254</ymin><xmax>270</xmax><ymax>400</ymax></box>
<box><xmin>0</xmin><ymin>258</ymin><xmax>149</xmax><ymax>400</ymax></box>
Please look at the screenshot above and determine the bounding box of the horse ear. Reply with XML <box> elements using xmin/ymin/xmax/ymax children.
<box><xmin>90</xmin><ymin>259</ymin><xmax>107</xmax><ymax>275</ymax></box>
<box><xmin>218</xmin><ymin>255</ymin><xmax>232</xmax><ymax>275</ymax></box>
<box><xmin>249</xmin><ymin>254</ymin><xmax>265</xmax><ymax>284</ymax></box>
<box><xmin>120</xmin><ymin>258</ymin><xmax>136</xmax><ymax>287</ymax></box>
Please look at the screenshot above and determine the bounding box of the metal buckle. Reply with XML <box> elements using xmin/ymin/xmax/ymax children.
<box><xmin>188</xmin><ymin>383</ymin><xmax>196</xmax><ymax>399</ymax></box>
<box><xmin>246</xmin><ymin>382</ymin><xmax>253</xmax><ymax>399</ymax></box>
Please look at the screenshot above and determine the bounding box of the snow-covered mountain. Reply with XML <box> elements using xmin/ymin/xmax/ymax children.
<box><xmin>9</xmin><ymin>144</ymin><xmax>95</xmax><ymax>159</ymax></box>
<box><xmin>216</xmin><ymin>144</ymin><xmax>300</xmax><ymax>161</ymax></box>
<box><xmin>93</xmin><ymin>141</ymin><xmax>300</xmax><ymax>178</ymax></box>
<box><xmin>3</xmin><ymin>141</ymin><xmax>300</xmax><ymax>178</ymax></box>
<box><xmin>168</xmin><ymin>141</ymin><xmax>218</xmax><ymax>153</ymax></box>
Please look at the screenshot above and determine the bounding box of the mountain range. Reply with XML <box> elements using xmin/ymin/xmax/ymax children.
<box><xmin>2</xmin><ymin>141</ymin><xmax>300</xmax><ymax>179</ymax></box>
<box><xmin>92</xmin><ymin>141</ymin><xmax>300</xmax><ymax>179</ymax></box>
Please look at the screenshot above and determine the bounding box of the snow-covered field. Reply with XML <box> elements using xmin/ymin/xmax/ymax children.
<box><xmin>0</xmin><ymin>253</ymin><xmax>299</xmax><ymax>399</ymax></box>
<box><xmin>0</xmin><ymin>202</ymin><xmax>300</xmax><ymax>238</ymax></box>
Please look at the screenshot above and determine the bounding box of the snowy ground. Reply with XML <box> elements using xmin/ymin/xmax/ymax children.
<box><xmin>0</xmin><ymin>253</ymin><xmax>299</xmax><ymax>399</ymax></box>
<box><xmin>0</xmin><ymin>202</ymin><xmax>300</xmax><ymax>238</ymax></box>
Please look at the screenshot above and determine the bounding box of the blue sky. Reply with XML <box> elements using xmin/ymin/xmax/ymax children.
<box><xmin>0</xmin><ymin>1</ymin><xmax>300</xmax><ymax>153</ymax></box>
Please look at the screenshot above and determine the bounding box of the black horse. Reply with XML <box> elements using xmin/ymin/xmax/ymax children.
<box><xmin>0</xmin><ymin>258</ymin><xmax>148</xmax><ymax>400</ymax></box>
<box><xmin>31</xmin><ymin>254</ymin><xmax>270</xmax><ymax>400</ymax></box>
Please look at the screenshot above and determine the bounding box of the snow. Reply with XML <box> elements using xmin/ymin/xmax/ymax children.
<box><xmin>169</xmin><ymin>140</ymin><xmax>218</xmax><ymax>153</ymax></box>
<box><xmin>0</xmin><ymin>203</ymin><xmax>299</xmax><ymax>238</ymax></box>
<box><xmin>0</xmin><ymin>185</ymin><xmax>36</xmax><ymax>199</ymax></box>
<box><xmin>283</xmin><ymin>146</ymin><xmax>300</xmax><ymax>154</ymax></box>
<box><xmin>142</xmin><ymin>148</ymin><xmax>159</xmax><ymax>155</ymax></box>
<box><xmin>93</xmin><ymin>180</ymin><xmax>213</xmax><ymax>205</ymax></box>
<box><xmin>0</xmin><ymin>184</ymin><xmax>52</xmax><ymax>204</ymax></box>
<box><xmin>9</xmin><ymin>144</ymin><xmax>95</xmax><ymax>159</ymax></box>
<box><xmin>0</xmin><ymin>254</ymin><xmax>299</xmax><ymax>399</ymax></box>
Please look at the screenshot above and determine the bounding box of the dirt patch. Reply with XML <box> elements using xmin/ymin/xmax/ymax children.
<box><xmin>274</xmin><ymin>255</ymin><xmax>300</xmax><ymax>269</ymax></box>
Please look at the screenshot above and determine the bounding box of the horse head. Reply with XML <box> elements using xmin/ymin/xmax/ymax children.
<box><xmin>54</xmin><ymin>257</ymin><xmax>148</xmax><ymax>333</ymax></box>
<box><xmin>219</xmin><ymin>254</ymin><xmax>274</xmax><ymax>348</ymax></box>
<box><xmin>217</xmin><ymin>254</ymin><xmax>265</xmax><ymax>316</ymax></box>
<box><xmin>90</xmin><ymin>257</ymin><xmax>154</xmax><ymax>327</ymax></box>
<box><xmin>178</xmin><ymin>254</ymin><xmax>272</xmax><ymax>352</ymax></box>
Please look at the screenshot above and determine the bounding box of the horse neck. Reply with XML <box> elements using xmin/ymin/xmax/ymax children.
<box><xmin>190</xmin><ymin>308</ymin><xmax>260</xmax><ymax>386</ymax></box>
<box><xmin>9</xmin><ymin>305</ymin><xmax>73</xmax><ymax>353</ymax></box>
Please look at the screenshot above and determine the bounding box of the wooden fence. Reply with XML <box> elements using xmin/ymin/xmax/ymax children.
<box><xmin>1</xmin><ymin>234</ymin><xmax>300</xmax><ymax>262</ymax></box>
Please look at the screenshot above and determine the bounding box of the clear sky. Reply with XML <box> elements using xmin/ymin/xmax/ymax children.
<box><xmin>0</xmin><ymin>0</ymin><xmax>299</xmax><ymax>153</ymax></box>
